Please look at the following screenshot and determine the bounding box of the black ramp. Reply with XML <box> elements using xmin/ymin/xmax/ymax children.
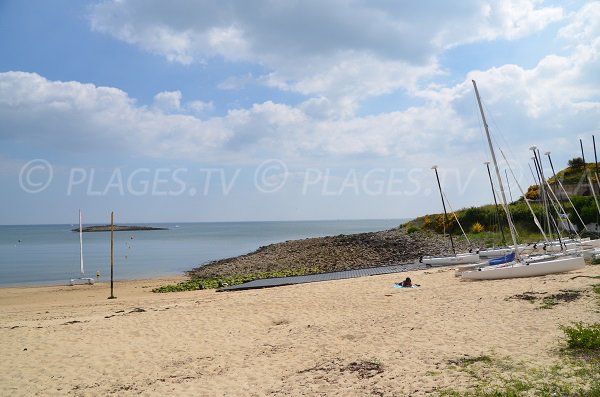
<box><xmin>218</xmin><ymin>262</ymin><xmax>426</xmax><ymax>292</ymax></box>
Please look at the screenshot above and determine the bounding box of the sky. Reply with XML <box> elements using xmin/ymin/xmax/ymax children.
<box><xmin>1</xmin><ymin>0</ymin><xmax>599</xmax><ymax>224</ymax></box>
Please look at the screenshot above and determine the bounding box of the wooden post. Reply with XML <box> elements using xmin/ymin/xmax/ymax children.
<box><xmin>108</xmin><ymin>211</ymin><xmax>116</xmax><ymax>299</ymax></box>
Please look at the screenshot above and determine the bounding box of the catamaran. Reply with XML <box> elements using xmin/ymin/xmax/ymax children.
<box><xmin>70</xmin><ymin>209</ymin><xmax>95</xmax><ymax>286</ymax></box>
<box><xmin>460</xmin><ymin>80</ymin><xmax>585</xmax><ymax>280</ymax></box>
<box><xmin>421</xmin><ymin>165</ymin><xmax>480</xmax><ymax>267</ymax></box>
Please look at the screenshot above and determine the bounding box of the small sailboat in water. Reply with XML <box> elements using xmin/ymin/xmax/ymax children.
<box><xmin>70</xmin><ymin>209</ymin><xmax>95</xmax><ymax>286</ymax></box>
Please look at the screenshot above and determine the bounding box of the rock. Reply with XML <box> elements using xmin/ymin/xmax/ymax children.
<box><xmin>187</xmin><ymin>228</ymin><xmax>471</xmax><ymax>279</ymax></box>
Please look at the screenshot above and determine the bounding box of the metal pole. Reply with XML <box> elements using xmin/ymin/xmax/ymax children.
<box><xmin>530</xmin><ymin>146</ymin><xmax>551</xmax><ymax>238</ymax></box>
<box><xmin>594</xmin><ymin>135</ymin><xmax>599</xmax><ymax>177</ymax></box>
<box><xmin>533</xmin><ymin>148</ymin><xmax>562</xmax><ymax>244</ymax></box>
<box><xmin>472</xmin><ymin>80</ymin><xmax>520</xmax><ymax>259</ymax></box>
<box><xmin>593</xmin><ymin>135</ymin><xmax>600</xmax><ymax>194</ymax></box>
<box><xmin>529</xmin><ymin>161</ymin><xmax>540</xmax><ymax>186</ymax></box>
<box><xmin>432</xmin><ymin>165</ymin><xmax>455</xmax><ymax>255</ymax></box>
<box><xmin>485</xmin><ymin>162</ymin><xmax>506</xmax><ymax>244</ymax></box>
<box><xmin>109</xmin><ymin>211</ymin><xmax>116</xmax><ymax>299</ymax></box>
<box><xmin>582</xmin><ymin>138</ymin><xmax>600</xmax><ymax>223</ymax></box>
<box><xmin>504</xmin><ymin>169</ymin><xmax>514</xmax><ymax>203</ymax></box>
<box><xmin>546</xmin><ymin>151</ymin><xmax>574</xmax><ymax>235</ymax></box>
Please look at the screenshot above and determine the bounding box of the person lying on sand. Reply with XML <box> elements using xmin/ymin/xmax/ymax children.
<box><xmin>399</xmin><ymin>277</ymin><xmax>412</xmax><ymax>287</ymax></box>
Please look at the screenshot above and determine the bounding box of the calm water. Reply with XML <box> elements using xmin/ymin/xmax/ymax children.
<box><xmin>0</xmin><ymin>219</ymin><xmax>405</xmax><ymax>287</ymax></box>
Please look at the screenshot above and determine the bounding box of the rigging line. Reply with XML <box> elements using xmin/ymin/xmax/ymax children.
<box><xmin>581</xmin><ymin>139</ymin><xmax>600</xmax><ymax>218</ymax></box>
<box><xmin>553</xmin><ymin>172</ymin><xmax>588</xmax><ymax>232</ymax></box>
<box><xmin>543</xmin><ymin>175</ymin><xmax>580</xmax><ymax>240</ymax></box>
<box><xmin>441</xmin><ymin>190</ymin><xmax>473</xmax><ymax>248</ymax></box>
<box><xmin>529</xmin><ymin>163</ymin><xmax>540</xmax><ymax>186</ymax></box>
<box><xmin>499</xmin><ymin>148</ymin><xmax>549</xmax><ymax>242</ymax></box>
<box><xmin>481</xmin><ymin>99</ymin><xmax>519</xmax><ymax>164</ymax></box>
<box><xmin>472</xmin><ymin>88</ymin><xmax>492</xmax><ymax>165</ymax></box>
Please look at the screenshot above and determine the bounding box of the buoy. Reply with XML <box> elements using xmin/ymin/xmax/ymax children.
<box><xmin>96</xmin><ymin>271</ymin><xmax>100</xmax><ymax>279</ymax></box>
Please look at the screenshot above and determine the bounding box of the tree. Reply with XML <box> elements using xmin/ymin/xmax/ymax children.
<box><xmin>568</xmin><ymin>157</ymin><xmax>585</xmax><ymax>169</ymax></box>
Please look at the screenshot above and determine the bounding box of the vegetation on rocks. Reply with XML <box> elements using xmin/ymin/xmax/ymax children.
<box><xmin>153</xmin><ymin>227</ymin><xmax>471</xmax><ymax>293</ymax></box>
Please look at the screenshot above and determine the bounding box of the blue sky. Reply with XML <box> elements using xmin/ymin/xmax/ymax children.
<box><xmin>1</xmin><ymin>0</ymin><xmax>599</xmax><ymax>224</ymax></box>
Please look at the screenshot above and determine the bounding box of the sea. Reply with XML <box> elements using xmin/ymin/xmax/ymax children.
<box><xmin>0</xmin><ymin>219</ymin><xmax>406</xmax><ymax>287</ymax></box>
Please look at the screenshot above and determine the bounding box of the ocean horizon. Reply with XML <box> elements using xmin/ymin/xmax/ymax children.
<box><xmin>0</xmin><ymin>219</ymin><xmax>407</xmax><ymax>287</ymax></box>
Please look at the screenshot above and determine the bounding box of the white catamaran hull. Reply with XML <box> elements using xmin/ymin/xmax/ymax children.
<box><xmin>460</xmin><ymin>255</ymin><xmax>585</xmax><ymax>280</ymax></box>
<box><xmin>478</xmin><ymin>247</ymin><xmax>513</xmax><ymax>258</ymax></box>
<box><xmin>422</xmin><ymin>253</ymin><xmax>480</xmax><ymax>267</ymax></box>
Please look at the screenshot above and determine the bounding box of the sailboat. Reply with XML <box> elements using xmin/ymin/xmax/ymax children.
<box><xmin>69</xmin><ymin>209</ymin><xmax>95</xmax><ymax>286</ymax></box>
<box><xmin>461</xmin><ymin>80</ymin><xmax>585</xmax><ymax>280</ymax></box>
<box><xmin>421</xmin><ymin>165</ymin><xmax>480</xmax><ymax>267</ymax></box>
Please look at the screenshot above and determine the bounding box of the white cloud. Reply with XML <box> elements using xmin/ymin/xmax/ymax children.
<box><xmin>3</xmin><ymin>0</ymin><xmax>600</xmax><ymax>171</ymax></box>
<box><xmin>153</xmin><ymin>90</ymin><xmax>182</xmax><ymax>112</ymax></box>
<box><xmin>559</xmin><ymin>2</ymin><xmax>600</xmax><ymax>42</ymax></box>
<box><xmin>188</xmin><ymin>100</ymin><xmax>215</xmax><ymax>115</ymax></box>
<box><xmin>89</xmin><ymin>0</ymin><xmax>565</xmax><ymax>105</ymax></box>
<box><xmin>437</xmin><ymin>0</ymin><xmax>563</xmax><ymax>48</ymax></box>
<box><xmin>0</xmin><ymin>72</ymin><xmax>230</xmax><ymax>157</ymax></box>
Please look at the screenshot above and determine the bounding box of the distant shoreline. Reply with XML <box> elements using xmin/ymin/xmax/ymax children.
<box><xmin>72</xmin><ymin>225</ymin><xmax>168</xmax><ymax>232</ymax></box>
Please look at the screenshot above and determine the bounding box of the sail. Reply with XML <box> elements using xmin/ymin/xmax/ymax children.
<box><xmin>79</xmin><ymin>209</ymin><xmax>84</xmax><ymax>275</ymax></box>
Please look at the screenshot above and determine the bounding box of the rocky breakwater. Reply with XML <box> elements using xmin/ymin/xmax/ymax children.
<box><xmin>188</xmin><ymin>227</ymin><xmax>472</xmax><ymax>279</ymax></box>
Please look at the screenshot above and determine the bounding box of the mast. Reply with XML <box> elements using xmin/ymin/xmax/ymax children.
<box><xmin>484</xmin><ymin>161</ymin><xmax>506</xmax><ymax>244</ymax></box>
<box><xmin>505</xmin><ymin>169</ymin><xmax>514</xmax><ymax>203</ymax></box>
<box><xmin>501</xmin><ymin>149</ymin><xmax>548</xmax><ymax>241</ymax></box>
<box><xmin>79</xmin><ymin>209</ymin><xmax>84</xmax><ymax>275</ymax></box>
<box><xmin>529</xmin><ymin>161</ymin><xmax>540</xmax><ymax>185</ymax></box>
<box><xmin>581</xmin><ymin>138</ymin><xmax>600</xmax><ymax>218</ymax></box>
<box><xmin>546</xmin><ymin>151</ymin><xmax>588</xmax><ymax>232</ymax></box>
<box><xmin>531</xmin><ymin>146</ymin><xmax>552</xmax><ymax>239</ymax></box>
<box><xmin>432</xmin><ymin>165</ymin><xmax>456</xmax><ymax>254</ymax></box>
<box><xmin>472</xmin><ymin>80</ymin><xmax>520</xmax><ymax>259</ymax></box>
<box><xmin>545</xmin><ymin>151</ymin><xmax>576</xmax><ymax>235</ymax></box>
<box><xmin>594</xmin><ymin>135</ymin><xmax>599</xmax><ymax>175</ymax></box>
<box><xmin>593</xmin><ymin>135</ymin><xmax>600</xmax><ymax>193</ymax></box>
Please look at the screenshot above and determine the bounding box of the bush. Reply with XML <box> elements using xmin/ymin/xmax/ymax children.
<box><xmin>525</xmin><ymin>185</ymin><xmax>540</xmax><ymax>200</ymax></box>
<box><xmin>406</xmin><ymin>226</ymin><xmax>419</xmax><ymax>234</ymax></box>
<box><xmin>470</xmin><ymin>222</ymin><xmax>484</xmax><ymax>233</ymax></box>
<box><xmin>571</xmin><ymin>196</ymin><xmax>598</xmax><ymax>224</ymax></box>
<box><xmin>561</xmin><ymin>322</ymin><xmax>600</xmax><ymax>350</ymax></box>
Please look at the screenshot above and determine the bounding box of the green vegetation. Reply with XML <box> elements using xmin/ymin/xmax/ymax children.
<box><xmin>404</xmin><ymin>202</ymin><xmax>546</xmax><ymax>246</ymax></box>
<box><xmin>401</xmin><ymin>159</ymin><xmax>600</xmax><ymax>243</ymax></box>
<box><xmin>539</xmin><ymin>297</ymin><xmax>559</xmax><ymax>310</ymax></box>
<box><xmin>549</xmin><ymin>158</ymin><xmax>598</xmax><ymax>185</ymax></box>
<box><xmin>437</xmin><ymin>311</ymin><xmax>600</xmax><ymax>396</ymax></box>
<box><xmin>403</xmin><ymin>195</ymin><xmax>599</xmax><ymax>246</ymax></box>
<box><xmin>437</xmin><ymin>352</ymin><xmax>600</xmax><ymax>397</ymax></box>
<box><xmin>406</xmin><ymin>225</ymin><xmax>420</xmax><ymax>234</ymax></box>
<box><xmin>152</xmin><ymin>267</ymin><xmax>320</xmax><ymax>293</ymax></box>
<box><xmin>568</xmin><ymin>157</ymin><xmax>585</xmax><ymax>169</ymax></box>
<box><xmin>561</xmin><ymin>323</ymin><xmax>600</xmax><ymax>350</ymax></box>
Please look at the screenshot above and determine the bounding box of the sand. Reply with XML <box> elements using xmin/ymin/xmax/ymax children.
<box><xmin>1</xmin><ymin>266</ymin><xmax>599</xmax><ymax>396</ymax></box>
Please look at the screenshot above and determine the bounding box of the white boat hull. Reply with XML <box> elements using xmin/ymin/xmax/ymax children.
<box><xmin>478</xmin><ymin>247</ymin><xmax>513</xmax><ymax>258</ymax></box>
<box><xmin>70</xmin><ymin>277</ymin><xmax>95</xmax><ymax>285</ymax></box>
<box><xmin>544</xmin><ymin>241</ymin><xmax>593</xmax><ymax>253</ymax></box>
<box><xmin>422</xmin><ymin>253</ymin><xmax>480</xmax><ymax>267</ymax></box>
<box><xmin>461</xmin><ymin>255</ymin><xmax>585</xmax><ymax>280</ymax></box>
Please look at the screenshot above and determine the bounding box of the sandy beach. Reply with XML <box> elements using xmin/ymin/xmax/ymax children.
<box><xmin>1</xmin><ymin>266</ymin><xmax>599</xmax><ymax>396</ymax></box>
